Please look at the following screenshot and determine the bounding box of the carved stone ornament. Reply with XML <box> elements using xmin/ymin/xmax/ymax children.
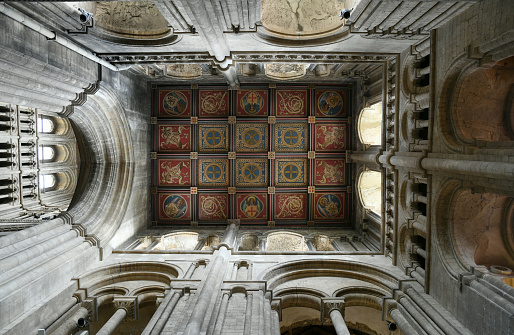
<box><xmin>321</xmin><ymin>298</ymin><xmax>345</xmax><ymax>323</ymax></box>
<box><xmin>166</xmin><ymin>64</ymin><xmax>203</xmax><ymax>79</ymax></box>
<box><xmin>265</xmin><ymin>63</ymin><xmax>306</xmax><ymax>80</ymax></box>
<box><xmin>113</xmin><ymin>297</ymin><xmax>138</xmax><ymax>321</ymax></box>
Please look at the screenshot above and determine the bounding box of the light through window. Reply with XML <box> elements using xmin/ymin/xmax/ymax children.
<box><xmin>358</xmin><ymin>102</ymin><xmax>382</xmax><ymax>146</ymax></box>
<box><xmin>38</xmin><ymin>146</ymin><xmax>54</xmax><ymax>161</ymax></box>
<box><xmin>39</xmin><ymin>174</ymin><xmax>55</xmax><ymax>192</ymax></box>
<box><xmin>37</xmin><ymin>117</ymin><xmax>54</xmax><ymax>133</ymax></box>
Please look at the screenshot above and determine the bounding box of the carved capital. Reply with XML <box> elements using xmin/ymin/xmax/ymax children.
<box><xmin>113</xmin><ymin>297</ymin><xmax>138</xmax><ymax>321</ymax></box>
<box><xmin>321</xmin><ymin>298</ymin><xmax>345</xmax><ymax>323</ymax></box>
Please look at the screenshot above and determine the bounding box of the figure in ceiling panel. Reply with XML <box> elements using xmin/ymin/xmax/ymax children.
<box><xmin>237</xmin><ymin>193</ymin><xmax>267</xmax><ymax>220</ymax></box>
<box><xmin>314</xmin><ymin>193</ymin><xmax>345</xmax><ymax>220</ymax></box>
<box><xmin>199</xmin><ymin>124</ymin><xmax>229</xmax><ymax>152</ymax></box>
<box><xmin>158</xmin><ymin>90</ymin><xmax>191</xmax><ymax>117</ymax></box>
<box><xmin>315</xmin><ymin>90</ymin><xmax>345</xmax><ymax>117</ymax></box>
<box><xmin>236</xmin><ymin>158</ymin><xmax>268</xmax><ymax>187</ymax></box>
<box><xmin>236</xmin><ymin>123</ymin><xmax>268</xmax><ymax>152</ymax></box>
<box><xmin>198</xmin><ymin>159</ymin><xmax>229</xmax><ymax>187</ymax></box>
<box><xmin>237</xmin><ymin>89</ymin><xmax>268</xmax><ymax>116</ymax></box>
<box><xmin>158</xmin><ymin>193</ymin><xmax>191</xmax><ymax>220</ymax></box>
<box><xmin>199</xmin><ymin>89</ymin><xmax>229</xmax><ymax>117</ymax></box>
<box><xmin>276</xmin><ymin>89</ymin><xmax>308</xmax><ymax>117</ymax></box>
<box><xmin>275</xmin><ymin>123</ymin><xmax>308</xmax><ymax>152</ymax></box>
<box><xmin>158</xmin><ymin>125</ymin><xmax>191</xmax><ymax>152</ymax></box>
<box><xmin>315</xmin><ymin>124</ymin><xmax>347</xmax><ymax>151</ymax></box>
<box><xmin>276</xmin><ymin>158</ymin><xmax>308</xmax><ymax>187</ymax></box>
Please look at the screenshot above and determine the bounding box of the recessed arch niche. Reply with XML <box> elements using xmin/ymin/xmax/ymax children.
<box><xmin>451</xmin><ymin>189</ymin><xmax>514</xmax><ymax>271</ymax></box>
<box><xmin>453</xmin><ymin>56</ymin><xmax>514</xmax><ymax>143</ymax></box>
<box><xmin>259</xmin><ymin>0</ymin><xmax>359</xmax><ymax>45</ymax></box>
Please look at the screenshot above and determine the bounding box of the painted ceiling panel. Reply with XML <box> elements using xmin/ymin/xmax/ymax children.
<box><xmin>151</xmin><ymin>84</ymin><xmax>352</xmax><ymax>228</ymax></box>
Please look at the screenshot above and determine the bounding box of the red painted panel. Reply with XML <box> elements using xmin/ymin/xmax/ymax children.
<box><xmin>158</xmin><ymin>125</ymin><xmax>191</xmax><ymax>152</ymax></box>
<box><xmin>314</xmin><ymin>193</ymin><xmax>345</xmax><ymax>219</ymax></box>
<box><xmin>315</xmin><ymin>90</ymin><xmax>346</xmax><ymax>117</ymax></box>
<box><xmin>314</xmin><ymin>159</ymin><xmax>346</xmax><ymax>185</ymax></box>
<box><xmin>276</xmin><ymin>89</ymin><xmax>308</xmax><ymax>117</ymax></box>
<box><xmin>198</xmin><ymin>194</ymin><xmax>229</xmax><ymax>220</ymax></box>
<box><xmin>158</xmin><ymin>90</ymin><xmax>192</xmax><ymax>117</ymax></box>
<box><xmin>158</xmin><ymin>159</ymin><xmax>191</xmax><ymax>186</ymax></box>
<box><xmin>199</xmin><ymin>90</ymin><xmax>230</xmax><ymax>117</ymax></box>
<box><xmin>158</xmin><ymin>193</ymin><xmax>191</xmax><ymax>220</ymax></box>
<box><xmin>275</xmin><ymin>193</ymin><xmax>307</xmax><ymax>220</ymax></box>
<box><xmin>237</xmin><ymin>90</ymin><xmax>268</xmax><ymax>116</ymax></box>
<box><xmin>315</xmin><ymin>124</ymin><xmax>347</xmax><ymax>151</ymax></box>
<box><xmin>236</xmin><ymin>193</ymin><xmax>267</xmax><ymax>219</ymax></box>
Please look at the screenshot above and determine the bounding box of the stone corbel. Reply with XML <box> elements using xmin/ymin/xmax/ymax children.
<box><xmin>113</xmin><ymin>296</ymin><xmax>138</xmax><ymax>321</ymax></box>
<box><xmin>321</xmin><ymin>298</ymin><xmax>345</xmax><ymax>324</ymax></box>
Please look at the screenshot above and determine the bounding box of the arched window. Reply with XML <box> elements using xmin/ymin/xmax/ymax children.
<box><xmin>358</xmin><ymin>102</ymin><xmax>382</xmax><ymax>146</ymax></box>
<box><xmin>358</xmin><ymin>171</ymin><xmax>382</xmax><ymax>216</ymax></box>
<box><xmin>39</xmin><ymin>174</ymin><xmax>56</xmax><ymax>192</ymax></box>
<box><xmin>37</xmin><ymin>116</ymin><xmax>54</xmax><ymax>133</ymax></box>
<box><xmin>38</xmin><ymin>145</ymin><xmax>55</xmax><ymax>162</ymax></box>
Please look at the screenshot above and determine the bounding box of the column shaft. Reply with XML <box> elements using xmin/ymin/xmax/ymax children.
<box><xmin>96</xmin><ymin>308</ymin><xmax>127</xmax><ymax>335</ymax></box>
<box><xmin>149</xmin><ymin>291</ymin><xmax>181</xmax><ymax>335</ymax></box>
<box><xmin>212</xmin><ymin>293</ymin><xmax>230</xmax><ymax>335</ymax></box>
<box><xmin>243</xmin><ymin>292</ymin><xmax>253</xmax><ymax>335</ymax></box>
<box><xmin>272</xmin><ymin>310</ymin><xmax>280</xmax><ymax>335</ymax></box>
<box><xmin>329</xmin><ymin>309</ymin><xmax>351</xmax><ymax>335</ymax></box>
<box><xmin>51</xmin><ymin>307</ymin><xmax>88</xmax><ymax>335</ymax></box>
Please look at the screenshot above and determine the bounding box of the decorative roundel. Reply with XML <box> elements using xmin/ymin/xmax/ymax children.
<box><xmin>163</xmin><ymin>91</ymin><xmax>188</xmax><ymax>116</ymax></box>
<box><xmin>281</xmin><ymin>162</ymin><xmax>301</xmax><ymax>182</ymax></box>
<box><xmin>241</xmin><ymin>91</ymin><xmax>265</xmax><ymax>114</ymax></box>
<box><xmin>281</xmin><ymin>128</ymin><xmax>300</xmax><ymax>147</ymax></box>
<box><xmin>163</xmin><ymin>194</ymin><xmax>187</xmax><ymax>219</ymax></box>
<box><xmin>204</xmin><ymin>129</ymin><xmax>224</xmax><ymax>148</ymax></box>
<box><xmin>205</xmin><ymin>163</ymin><xmax>223</xmax><ymax>182</ymax></box>
<box><xmin>317</xmin><ymin>91</ymin><xmax>343</xmax><ymax>116</ymax></box>
<box><xmin>242</xmin><ymin>163</ymin><xmax>262</xmax><ymax>182</ymax></box>
<box><xmin>242</xmin><ymin>127</ymin><xmax>263</xmax><ymax>148</ymax></box>
<box><xmin>316</xmin><ymin>194</ymin><xmax>342</xmax><ymax>218</ymax></box>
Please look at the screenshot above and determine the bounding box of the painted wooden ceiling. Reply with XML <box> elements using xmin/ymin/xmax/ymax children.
<box><xmin>151</xmin><ymin>83</ymin><xmax>353</xmax><ymax>228</ymax></box>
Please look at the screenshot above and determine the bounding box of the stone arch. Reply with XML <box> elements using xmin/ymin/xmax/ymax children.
<box><xmin>451</xmin><ymin>189</ymin><xmax>514</xmax><ymax>271</ymax></box>
<box><xmin>66</xmin><ymin>84</ymin><xmax>135</xmax><ymax>247</ymax></box>
<box><xmin>434</xmin><ymin>178</ymin><xmax>514</xmax><ymax>279</ymax></box>
<box><xmin>259</xmin><ymin>259</ymin><xmax>400</xmax><ymax>292</ymax></box>
<box><xmin>453</xmin><ymin>56</ymin><xmax>514</xmax><ymax>143</ymax></box>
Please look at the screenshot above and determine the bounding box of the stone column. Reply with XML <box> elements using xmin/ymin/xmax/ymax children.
<box><xmin>329</xmin><ymin>309</ymin><xmax>351</xmax><ymax>335</ymax></box>
<box><xmin>322</xmin><ymin>299</ymin><xmax>349</xmax><ymax>335</ymax></box>
<box><xmin>212</xmin><ymin>292</ymin><xmax>230</xmax><ymax>335</ymax></box>
<box><xmin>390</xmin><ymin>308</ymin><xmax>418</xmax><ymax>335</ymax></box>
<box><xmin>263</xmin><ymin>293</ymin><xmax>272</xmax><ymax>335</ymax></box>
<box><xmin>243</xmin><ymin>291</ymin><xmax>253</xmax><ymax>335</ymax></box>
<box><xmin>96</xmin><ymin>298</ymin><xmax>136</xmax><ymax>335</ymax></box>
<box><xmin>96</xmin><ymin>309</ymin><xmax>127</xmax><ymax>335</ymax></box>
<box><xmin>147</xmin><ymin>289</ymin><xmax>182</xmax><ymax>335</ymax></box>
<box><xmin>183</xmin><ymin>224</ymin><xmax>236</xmax><ymax>335</ymax></box>
<box><xmin>271</xmin><ymin>300</ymin><xmax>281</xmax><ymax>335</ymax></box>
<box><xmin>50</xmin><ymin>306</ymin><xmax>89</xmax><ymax>335</ymax></box>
